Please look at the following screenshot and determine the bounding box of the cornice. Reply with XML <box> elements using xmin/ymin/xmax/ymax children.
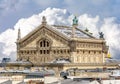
<box><xmin>19</xmin><ymin>24</ymin><xmax>70</xmax><ymax>43</ymax></box>
<box><xmin>71</xmin><ymin>38</ymin><xmax>105</xmax><ymax>43</ymax></box>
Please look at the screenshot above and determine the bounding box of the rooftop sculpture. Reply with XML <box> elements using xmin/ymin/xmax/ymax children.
<box><xmin>99</xmin><ymin>32</ymin><xmax>104</xmax><ymax>39</ymax></box>
<box><xmin>73</xmin><ymin>16</ymin><xmax>78</xmax><ymax>25</ymax></box>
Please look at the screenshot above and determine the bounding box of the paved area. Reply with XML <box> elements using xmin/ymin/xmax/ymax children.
<box><xmin>53</xmin><ymin>79</ymin><xmax>90</xmax><ymax>84</ymax></box>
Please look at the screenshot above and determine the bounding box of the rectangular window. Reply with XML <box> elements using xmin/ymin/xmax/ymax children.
<box><xmin>44</xmin><ymin>50</ymin><xmax>45</xmax><ymax>54</ymax></box>
<box><xmin>40</xmin><ymin>50</ymin><xmax>42</xmax><ymax>54</ymax></box>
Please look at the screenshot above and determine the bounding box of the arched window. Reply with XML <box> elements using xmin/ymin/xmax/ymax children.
<box><xmin>39</xmin><ymin>39</ymin><xmax>50</xmax><ymax>55</ymax></box>
<box><xmin>47</xmin><ymin>42</ymin><xmax>49</xmax><ymax>47</ymax></box>
<box><xmin>40</xmin><ymin>41</ymin><xmax>42</xmax><ymax>47</ymax></box>
<box><xmin>39</xmin><ymin>39</ymin><xmax>50</xmax><ymax>47</ymax></box>
<box><xmin>43</xmin><ymin>40</ymin><xmax>45</xmax><ymax>47</ymax></box>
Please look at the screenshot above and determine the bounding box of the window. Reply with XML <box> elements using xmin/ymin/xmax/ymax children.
<box><xmin>40</xmin><ymin>50</ymin><xmax>42</xmax><ymax>54</ymax></box>
<box><xmin>83</xmin><ymin>51</ymin><xmax>85</xmax><ymax>54</ymax></box>
<box><xmin>43</xmin><ymin>40</ymin><xmax>45</xmax><ymax>47</ymax></box>
<box><xmin>47</xmin><ymin>42</ymin><xmax>49</xmax><ymax>47</ymax></box>
<box><xmin>60</xmin><ymin>50</ymin><xmax>63</xmax><ymax>54</ymax></box>
<box><xmin>40</xmin><ymin>41</ymin><xmax>42</xmax><ymax>47</ymax></box>
<box><xmin>67</xmin><ymin>50</ymin><xmax>70</xmax><ymax>54</ymax></box>
<box><xmin>27</xmin><ymin>51</ymin><xmax>29</xmax><ymax>54</ymax></box>
<box><xmin>57</xmin><ymin>50</ymin><xmax>59</xmax><ymax>54</ymax></box>
<box><xmin>44</xmin><ymin>50</ymin><xmax>45</xmax><ymax>54</ymax></box>
<box><xmin>89</xmin><ymin>51</ymin><xmax>90</xmax><ymax>54</ymax></box>
<box><xmin>40</xmin><ymin>39</ymin><xmax>50</xmax><ymax>47</ymax></box>
<box><xmin>94</xmin><ymin>51</ymin><xmax>96</xmax><ymax>54</ymax></box>
<box><xmin>21</xmin><ymin>51</ymin><xmax>23</xmax><ymax>55</ymax></box>
<box><xmin>39</xmin><ymin>39</ymin><xmax>50</xmax><ymax>55</ymax></box>
<box><xmin>47</xmin><ymin>50</ymin><xmax>49</xmax><ymax>54</ymax></box>
<box><xmin>54</xmin><ymin>50</ymin><xmax>56</xmax><ymax>54</ymax></box>
<box><xmin>34</xmin><ymin>51</ymin><xmax>36</xmax><ymax>54</ymax></box>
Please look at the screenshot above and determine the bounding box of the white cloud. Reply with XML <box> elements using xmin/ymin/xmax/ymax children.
<box><xmin>0</xmin><ymin>7</ymin><xmax>120</xmax><ymax>60</ymax></box>
<box><xmin>0</xmin><ymin>0</ymin><xmax>29</xmax><ymax>15</ymax></box>
<box><xmin>0</xmin><ymin>29</ymin><xmax>17</xmax><ymax>54</ymax></box>
<box><xmin>100</xmin><ymin>17</ymin><xmax>120</xmax><ymax>57</ymax></box>
<box><xmin>0</xmin><ymin>7</ymin><xmax>72</xmax><ymax>60</ymax></box>
<box><xmin>78</xmin><ymin>14</ymin><xmax>100</xmax><ymax>36</ymax></box>
<box><xmin>14</xmin><ymin>8</ymin><xmax>71</xmax><ymax>37</ymax></box>
<box><xmin>38</xmin><ymin>8</ymin><xmax>71</xmax><ymax>25</ymax></box>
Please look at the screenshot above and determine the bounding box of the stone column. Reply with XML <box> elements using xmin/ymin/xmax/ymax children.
<box><xmin>70</xmin><ymin>52</ymin><xmax>77</xmax><ymax>63</ymax></box>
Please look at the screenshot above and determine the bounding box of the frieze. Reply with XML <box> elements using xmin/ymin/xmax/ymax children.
<box><xmin>45</xmin><ymin>28</ymin><xmax>69</xmax><ymax>45</ymax></box>
<box><xmin>20</xmin><ymin>28</ymin><xmax>43</xmax><ymax>47</ymax></box>
<box><xmin>69</xmin><ymin>40</ymin><xmax>76</xmax><ymax>52</ymax></box>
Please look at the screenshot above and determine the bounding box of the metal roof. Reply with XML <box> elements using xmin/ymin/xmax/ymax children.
<box><xmin>52</xmin><ymin>25</ymin><xmax>95</xmax><ymax>38</ymax></box>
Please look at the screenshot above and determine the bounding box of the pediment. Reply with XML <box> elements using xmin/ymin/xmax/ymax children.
<box><xmin>19</xmin><ymin>24</ymin><xmax>70</xmax><ymax>48</ymax></box>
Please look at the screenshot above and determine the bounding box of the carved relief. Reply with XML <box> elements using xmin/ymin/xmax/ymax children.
<box><xmin>69</xmin><ymin>40</ymin><xmax>76</xmax><ymax>52</ymax></box>
<box><xmin>17</xmin><ymin>23</ymin><xmax>108</xmax><ymax>65</ymax></box>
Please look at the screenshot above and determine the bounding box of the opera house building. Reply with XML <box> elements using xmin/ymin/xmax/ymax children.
<box><xmin>0</xmin><ymin>16</ymin><xmax>119</xmax><ymax>79</ymax></box>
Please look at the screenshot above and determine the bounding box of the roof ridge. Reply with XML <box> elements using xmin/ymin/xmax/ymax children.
<box><xmin>52</xmin><ymin>25</ymin><xmax>71</xmax><ymax>28</ymax></box>
<box><xmin>76</xmin><ymin>27</ymin><xmax>95</xmax><ymax>38</ymax></box>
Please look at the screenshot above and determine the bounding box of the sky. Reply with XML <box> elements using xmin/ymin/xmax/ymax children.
<box><xmin>0</xmin><ymin>0</ymin><xmax>120</xmax><ymax>60</ymax></box>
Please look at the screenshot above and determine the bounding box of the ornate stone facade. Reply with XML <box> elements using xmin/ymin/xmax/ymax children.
<box><xmin>16</xmin><ymin>16</ymin><xmax>108</xmax><ymax>66</ymax></box>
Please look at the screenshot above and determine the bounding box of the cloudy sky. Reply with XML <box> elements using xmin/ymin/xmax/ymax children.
<box><xmin>0</xmin><ymin>0</ymin><xmax>120</xmax><ymax>60</ymax></box>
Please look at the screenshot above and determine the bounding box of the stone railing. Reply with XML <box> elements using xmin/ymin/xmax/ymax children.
<box><xmin>69</xmin><ymin>72</ymin><xmax>111</xmax><ymax>78</ymax></box>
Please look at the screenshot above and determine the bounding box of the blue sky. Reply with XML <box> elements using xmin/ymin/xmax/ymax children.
<box><xmin>0</xmin><ymin>0</ymin><xmax>120</xmax><ymax>60</ymax></box>
<box><xmin>0</xmin><ymin>0</ymin><xmax>120</xmax><ymax>32</ymax></box>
